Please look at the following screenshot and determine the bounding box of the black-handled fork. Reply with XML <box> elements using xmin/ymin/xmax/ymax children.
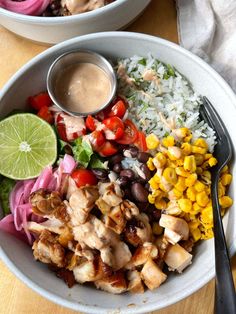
<box><xmin>200</xmin><ymin>97</ymin><xmax>236</xmax><ymax>314</ymax></box>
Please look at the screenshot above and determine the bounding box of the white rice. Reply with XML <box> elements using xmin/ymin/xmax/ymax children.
<box><xmin>116</xmin><ymin>54</ymin><xmax>216</xmax><ymax>152</ymax></box>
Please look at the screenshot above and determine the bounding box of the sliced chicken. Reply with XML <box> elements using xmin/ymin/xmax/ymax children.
<box><xmin>155</xmin><ymin>235</ymin><xmax>170</xmax><ymax>259</ymax></box>
<box><xmin>73</xmin><ymin>215</ymin><xmax>131</xmax><ymax>269</ymax></box>
<box><xmin>62</xmin><ymin>0</ymin><xmax>105</xmax><ymax>15</ymax></box>
<box><xmin>127</xmin><ymin>270</ymin><xmax>144</xmax><ymax>294</ymax></box>
<box><xmin>141</xmin><ymin>258</ymin><xmax>167</xmax><ymax>290</ymax></box>
<box><xmin>159</xmin><ymin>214</ymin><xmax>189</xmax><ymax>243</ymax></box>
<box><xmin>66</xmin><ymin>176</ymin><xmax>79</xmax><ymax>199</ymax></box>
<box><xmin>95</xmin><ymin>271</ymin><xmax>127</xmax><ymax>294</ymax></box>
<box><xmin>67</xmin><ymin>186</ymin><xmax>99</xmax><ymax>225</ymax></box>
<box><xmin>73</xmin><ymin>255</ymin><xmax>111</xmax><ymax>283</ymax></box>
<box><xmin>27</xmin><ymin>218</ymin><xmax>64</xmax><ymax>235</ymax></box>
<box><xmin>126</xmin><ymin>242</ymin><xmax>158</xmax><ymax>269</ymax></box>
<box><xmin>164</xmin><ymin>243</ymin><xmax>192</xmax><ymax>273</ymax></box>
<box><xmin>30</xmin><ymin>189</ymin><xmax>62</xmax><ymax>216</ymax></box>
<box><xmin>98</xmin><ymin>182</ymin><xmax>123</xmax><ymax>207</ymax></box>
<box><xmin>124</xmin><ymin>213</ymin><xmax>152</xmax><ymax>247</ymax></box>
<box><xmin>32</xmin><ymin>230</ymin><xmax>66</xmax><ymax>268</ymax></box>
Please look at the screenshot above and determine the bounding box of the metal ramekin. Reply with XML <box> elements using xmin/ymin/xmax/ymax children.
<box><xmin>47</xmin><ymin>49</ymin><xmax>117</xmax><ymax>116</ymax></box>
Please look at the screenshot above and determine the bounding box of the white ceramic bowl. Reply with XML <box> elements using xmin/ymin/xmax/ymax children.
<box><xmin>0</xmin><ymin>0</ymin><xmax>150</xmax><ymax>45</ymax></box>
<box><xmin>0</xmin><ymin>32</ymin><xmax>236</xmax><ymax>314</ymax></box>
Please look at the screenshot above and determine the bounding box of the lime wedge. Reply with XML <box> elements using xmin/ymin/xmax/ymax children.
<box><xmin>0</xmin><ymin>113</ymin><xmax>57</xmax><ymax>180</ymax></box>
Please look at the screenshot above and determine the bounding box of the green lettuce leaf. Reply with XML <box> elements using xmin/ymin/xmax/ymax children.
<box><xmin>72</xmin><ymin>138</ymin><xmax>93</xmax><ymax>168</ymax></box>
<box><xmin>0</xmin><ymin>176</ymin><xmax>15</xmax><ymax>216</ymax></box>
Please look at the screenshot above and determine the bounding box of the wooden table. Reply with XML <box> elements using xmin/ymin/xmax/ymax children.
<box><xmin>0</xmin><ymin>0</ymin><xmax>235</xmax><ymax>313</ymax></box>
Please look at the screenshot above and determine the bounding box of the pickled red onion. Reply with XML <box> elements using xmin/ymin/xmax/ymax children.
<box><xmin>0</xmin><ymin>0</ymin><xmax>50</xmax><ymax>16</ymax></box>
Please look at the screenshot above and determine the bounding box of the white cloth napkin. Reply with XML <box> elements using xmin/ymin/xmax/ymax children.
<box><xmin>176</xmin><ymin>0</ymin><xmax>236</xmax><ymax>92</ymax></box>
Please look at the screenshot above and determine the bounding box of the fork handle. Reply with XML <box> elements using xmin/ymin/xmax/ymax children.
<box><xmin>212</xmin><ymin>179</ymin><xmax>236</xmax><ymax>314</ymax></box>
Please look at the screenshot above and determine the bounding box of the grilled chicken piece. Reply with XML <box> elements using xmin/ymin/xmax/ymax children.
<box><xmin>127</xmin><ymin>270</ymin><xmax>144</xmax><ymax>293</ymax></box>
<box><xmin>30</xmin><ymin>189</ymin><xmax>62</xmax><ymax>216</ymax></box>
<box><xmin>124</xmin><ymin>213</ymin><xmax>152</xmax><ymax>247</ymax></box>
<box><xmin>159</xmin><ymin>214</ymin><xmax>189</xmax><ymax>244</ymax></box>
<box><xmin>66</xmin><ymin>176</ymin><xmax>78</xmax><ymax>199</ymax></box>
<box><xmin>73</xmin><ymin>215</ymin><xmax>131</xmax><ymax>269</ymax></box>
<box><xmin>27</xmin><ymin>218</ymin><xmax>65</xmax><ymax>235</ymax></box>
<box><xmin>155</xmin><ymin>235</ymin><xmax>170</xmax><ymax>259</ymax></box>
<box><xmin>164</xmin><ymin>243</ymin><xmax>192</xmax><ymax>273</ymax></box>
<box><xmin>95</xmin><ymin>271</ymin><xmax>127</xmax><ymax>294</ymax></box>
<box><xmin>141</xmin><ymin>258</ymin><xmax>167</xmax><ymax>290</ymax></box>
<box><xmin>68</xmin><ymin>186</ymin><xmax>99</xmax><ymax>225</ymax></box>
<box><xmin>98</xmin><ymin>182</ymin><xmax>123</xmax><ymax>207</ymax></box>
<box><xmin>62</xmin><ymin>0</ymin><xmax>106</xmax><ymax>15</ymax></box>
<box><xmin>32</xmin><ymin>230</ymin><xmax>66</xmax><ymax>268</ymax></box>
<box><xmin>126</xmin><ymin>242</ymin><xmax>158</xmax><ymax>269</ymax></box>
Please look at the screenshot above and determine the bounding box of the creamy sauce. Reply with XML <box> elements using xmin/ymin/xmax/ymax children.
<box><xmin>55</xmin><ymin>62</ymin><xmax>111</xmax><ymax>113</ymax></box>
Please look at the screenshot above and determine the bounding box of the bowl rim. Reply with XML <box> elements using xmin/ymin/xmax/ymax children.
<box><xmin>0</xmin><ymin>0</ymin><xmax>128</xmax><ymax>24</ymax></box>
<box><xmin>0</xmin><ymin>31</ymin><xmax>236</xmax><ymax>314</ymax></box>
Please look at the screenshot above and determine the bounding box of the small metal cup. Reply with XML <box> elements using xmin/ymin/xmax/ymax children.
<box><xmin>47</xmin><ymin>50</ymin><xmax>117</xmax><ymax>116</ymax></box>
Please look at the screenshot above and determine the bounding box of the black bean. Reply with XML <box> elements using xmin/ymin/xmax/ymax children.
<box><xmin>137</xmin><ymin>152</ymin><xmax>151</xmax><ymax>163</ymax></box>
<box><xmin>120</xmin><ymin>169</ymin><xmax>135</xmax><ymax>181</ymax></box>
<box><xmin>131</xmin><ymin>182</ymin><xmax>149</xmax><ymax>202</ymax></box>
<box><xmin>113</xmin><ymin>163</ymin><xmax>123</xmax><ymax>173</ymax></box>
<box><xmin>91</xmin><ymin>169</ymin><xmax>108</xmax><ymax>181</ymax></box>
<box><xmin>109</xmin><ymin>154</ymin><xmax>123</xmax><ymax>165</ymax></box>
<box><xmin>140</xmin><ymin>164</ymin><xmax>152</xmax><ymax>181</ymax></box>
<box><xmin>123</xmin><ymin>188</ymin><xmax>133</xmax><ymax>200</ymax></box>
<box><xmin>123</xmin><ymin>146</ymin><xmax>139</xmax><ymax>158</ymax></box>
<box><xmin>119</xmin><ymin>176</ymin><xmax>129</xmax><ymax>187</ymax></box>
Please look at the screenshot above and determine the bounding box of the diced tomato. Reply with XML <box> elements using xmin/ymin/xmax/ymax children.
<box><xmin>135</xmin><ymin>131</ymin><xmax>148</xmax><ymax>152</ymax></box>
<box><xmin>85</xmin><ymin>115</ymin><xmax>96</xmax><ymax>132</ymax></box>
<box><xmin>89</xmin><ymin>130</ymin><xmax>106</xmax><ymax>150</ymax></box>
<box><xmin>56</xmin><ymin>113</ymin><xmax>85</xmax><ymax>142</ymax></box>
<box><xmin>116</xmin><ymin>119</ymin><xmax>138</xmax><ymax>145</ymax></box>
<box><xmin>71</xmin><ymin>169</ymin><xmax>97</xmax><ymax>187</ymax></box>
<box><xmin>108</xmin><ymin>99</ymin><xmax>127</xmax><ymax>118</ymax></box>
<box><xmin>102</xmin><ymin>117</ymin><xmax>124</xmax><ymax>140</ymax></box>
<box><xmin>98</xmin><ymin>141</ymin><xmax>118</xmax><ymax>157</ymax></box>
<box><xmin>37</xmin><ymin>106</ymin><xmax>53</xmax><ymax>124</ymax></box>
<box><xmin>28</xmin><ymin>92</ymin><xmax>52</xmax><ymax>111</ymax></box>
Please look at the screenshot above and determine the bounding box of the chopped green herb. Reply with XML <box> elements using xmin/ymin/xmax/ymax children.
<box><xmin>164</xmin><ymin>132</ymin><xmax>170</xmax><ymax>137</ymax></box>
<box><xmin>138</xmin><ymin>58</ymin><xmax>147</xmax><ymax>66</ymax></box>
<box><xmin>138</xmin><ymin>102</ymin><xmax>149</xmax><ymax>115</ymax></box>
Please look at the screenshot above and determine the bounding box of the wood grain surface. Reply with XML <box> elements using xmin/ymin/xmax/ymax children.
<box><xmin>0</xmin><ymin>1</ymin><xmax>235</xmax><ymax>313</ymax></box>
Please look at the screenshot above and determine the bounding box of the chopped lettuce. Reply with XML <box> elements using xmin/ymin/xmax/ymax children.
<box><xmin>89</xmin><ymin>154</ymin><xmax>106</xmax><ymax>169</ymax></box>
<box><xmin>0</xmin><ymin>176</ymin><xmax>15</xmax><ymax>216</ymax></box>
<box><xmin>72</xmin><ymin>138</ymin><xmax>93</xmax><ymax>168</ymax></box>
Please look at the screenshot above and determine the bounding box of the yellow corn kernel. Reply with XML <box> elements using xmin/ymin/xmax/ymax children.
<box><xmin>192</xmin><ymin>202</ymin><xmax>203</xmax><ymax>213</ymax></box>
<box><xmin>196</xmin><ymin>167</ymin><xmax>203</xmax><ymax>175</ymax></box>
<box><xmin>152</xmin><ymin>222</ymin><xmax>163</xmax><ymax>235</ymax></box>
<box><xmin>186</xmin><ymin>186</ymin><xmax>197</xmax><ymax>202</ymax></box>
<box><xmin>153</xmin><ymin>152</ymin><xmax>167</xmax><ymax>168</ymax></box>
<box><xmin>194</xmin><ymin>180</ymin><xmax>206</xmax><ymax>192</ymax></box>
<box><xmin>153</xmin><ymin>173</ymin><xmax>161</xmax><ymax>183</ymax></box>
<box><xmin>201</xmin><ymin>206</ymin><xmax>213</xmax><ymax>224</ymax></box>
<box><xmin>176</xmin><ymin>127</ymin><xmax>190</xmax><ymax>138</ymax></box>
<box><xmin>194</xmin><ymin>138</ymin><xmax>208</xmax><ymax>149</ymax></box>
<box><xmin>202</xmin><ymin>170</ymin><xmax>211</xmax><ymax>180</ymax></box>
<box><xmin>218</xmin><ymin>182</ymin><xmax>226</xmax><ymax>197</ymax></box>
<box><xmin>175</xmin><ymin>176</ymin><xmax>187</xmax><ymax>192</ymax></box>
<box><xmin>196</xmin><ymin>191</ymin><xmax>209</xmax><ymax>207</ymax></box>
<box><xmin>191</xmin><ymin>228</ymin><xmax>201</xmax><ymax>242</ymax></box>
<box><xmin>163</xmin><ymin>167</ymin><xmax>177</xmax><ymax>185</ymax></box>
<box><xmin>155</xmin><ymin>198</ymin><xmax>167</xmax><ymax>210</ymax></box>
<box><xmin>146</xmin><ymin>133</ymin><xmax>159</xmax><ymax>150</ymax></box>
<box><xmin>189</xmin><ymin>221</ymin><xmax>200</xmax><ymax>230</ymax></box>
<box><xmin>185</xmin><ymin>173</ymin><xmax>198</xmax><ymax>187</ymax></box>
<box><xmin>178</xmin><ymin>198</ymin><xmax>192</xmax><ymax>212</ymax></box>
<box><xmin>192</xmin><ymin>146</ymin><xmax>207</xmax><ymax>154</ymax></box>
<box><xmin>221</xmin><ymin>165</ymin><xmax>228</xmax><ymax>173</ymax></box>
<box><xmin>173</xmin><ymin>187</ymin><xmax>183</xmax><ymax>199</ymax></box>
<box><xmin>148</xmin><ymin>194</ymin><xmax>156</xmax><ymax>204</ymax></box>
<box><xmin>219</xmin><ymin>196</ymin><xmax>233</xmax><ymax>208</ymax></box>
<box><xmin>149</xmin><ymin>178</ymin><xmax>159</xmax><ymax>190</ymax></box>
<box><xmin>221</xmin><ymin>173</ymin><xmax>232</xmax><ymax>186</ymax></box>
<box><xmin>175</xmin><ymin>159</ymin><xmax>184</xmax><ymax>167</ymax></box>
<box><xmin>147</xmin><ymin>157</ymin><xmax>155</xmax><ymax>171</ymax></box>
<box><xmin>201</xmin><ymin>228</ymin><xmax>214</xmax><ymax>240</ymax></box>
<box><xmin>184</xmin><ymin>155</ymin><xmax>196</xmax><ymax>173</ymax></box>
<box><xmin>167</xmin><ymin>147</ymin><xmax>182</xmax><ymax>161</ymax></box>
<box><xmin>176</xmin><ymin>167</ymin><xmax>189</xmax><ymax>177</ymax></box>
<box><xmin>204</xmin><ymin>153</ymin><xmax>212</xmax><ymax>160</ymax></box>
<box><xmin>208</xmin><ymin>157</ymin><xmax>218</xmax><ymax>167</ymax></box>
<box><xmin>184</xmin><ymin>134</ymin><xmax>192</xmax><ymax>142</ymax></box>
<box><xmin>194</xmin><ymin>154</ymin><xmax>204</xmax><ymax>166</ymax></box>
<box><xmin>181</xmin><ymin>142</ymin><xmax>192</xmax><ymax>155</ymax></box>
<box><xmin>205</xmin><ymin>187</ymin><xmax>211</xmax><ymax>195</ymax></box>
<box><xmin>162</xmin><ymin>135</ymin><xmax>175</xmax><ymax>147</ymax></box>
